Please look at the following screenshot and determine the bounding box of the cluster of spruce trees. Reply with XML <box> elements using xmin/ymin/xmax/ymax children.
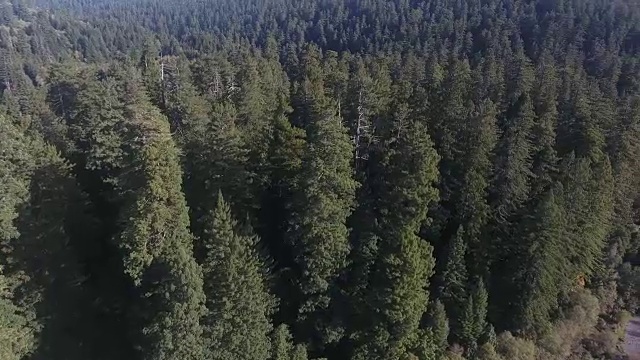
<box><xmin>2</xmin><ymin>0</ymin><xmax>640</xmax><ymax>359</ymax></box>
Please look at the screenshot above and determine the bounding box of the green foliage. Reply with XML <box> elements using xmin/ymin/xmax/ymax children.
<box><xmin>354</xmin><ymin>121</ymin><xmax>440</xmax><ymax>360</ymax></box>
<box><xmin>184</xmin><ymin>100</ymin><xmax>253</xmax><ymax>236</ymax></box>
<box><xmin>201</xmin><ymin>194</ymin><xmax>275</xmax><ymax>360</ymax></box>
<box><xmin>458</xmin><ymin>99</ymin><xmax>498</xmax><ymax>269</ymax></box>
<box><xmin>270</xmin><ymin>324</ymin><xmax>310</xmax><ymax>360</ymax></box>
<box><xmin>494</xmin><ymin>332</ymin><xmax>536</xmax><ymax>360</ymax></box>
<box><xmin>515</xmin><ymin>189</ymin><xmax>568</xmax><ymax>336</ymax></box>
<box><xmin>13</xmin><ymin>144</ymin><xmax>94</xmax><ymax>360</ymax></box>
<box><xmin>291</xmin><ymin>345</ymin><xmax>309</xmax><ymax>360</ymax></box>
<box><xmin>118</xmin><ymin>96</ymin><xmax>206</xmax><ymax>360</ymax></box>
<box><xmin>0</xmin><ymin>271</ymin><xmax>33</xmax><ymax>360</ymax></box>
<box><xmin>459</xmin><ymin>279</ymin><xmax>488</xmax><ymax>350</ymax></box>
<box><xmin>0</xmin><ymin>116</ymin><xmax>35</xmax><ymax>360</ymax></box>
<box><xmin>423</xmin><ymin>301</ymin><xmax>449</xmax><ymax>360</ymax></box>
<box><xmin>271</xmin><ymin>324</ymin><xmax>294</xmax><ymax>360</ymax></box>
<box><xmin>440</xmin><ymin>226</ymin><xmax>469</xmax><ymax>340</ymax></box>
<box><xmin>290</xmin><ymin>113</ymin><xmax>358</xmax><ymax>345</ymax></box>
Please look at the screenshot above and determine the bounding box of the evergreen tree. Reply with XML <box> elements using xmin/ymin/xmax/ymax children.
<box><xmin>290</xmin><ymin>113</ymin><xmax>358</xmax><ymax>347</ymax></box>
<box><xmin>13</xmin><ymin>144</ymin><xmax>94</xmax><ymax>360</ymax></box>
<box><xmin>433</xmin><ymin>58</ymin><xmax>473</xmax><ymax>209</ymax></box>
<box><xmin>44</xmin><ymin>65</ymin><xmax>137</xmax><ymax>359</ymax></box>
<box><xmin>201</xmin><ymin>193</ymin><xmax>274</xmax><ymax>360</ymax></box>
<box><xmin>160</xmin><ymin>56</ymin><xmax>211</xmax><ymax>145</ymax></box>
<box><xmin>491</xmin><ymin>93</ymin><xmax>535</xmax><ymax>226</ymax></box>
<box><xmin>530</xmin><ymin>51</ymin><xmax>559</xmax><ymax>197</ymax></box>
<box><xmin>0</xmin><ymin>115</ymin><xmax>35</xmax><ymax>360</ymax></box>
<box><xmin>291</xmin><ymin>345</ymin><xmax>309</xmax><ymax>360</ymax></box>
<box><xmin>440</xmin><ymin>226</ymin><xmax>469</xmax><ymax>342</ymax></box>
<box><xmin>271</xmin><ymin>324</ymin><xmax>309</xmax><ymax>360</ymax></box>
<box><xmin>514</xmin><ymin>188</ymin><xmax>567</xmax><ymax>336</ymax></box>
<box><xmin>354</xmin><ymin>120</ymin><xmax>440</xmax><ymax>360</ymax></box>
<box><xmin>118</xmin><ymin>91</ymin><xmax>206</xmax><ymax>360</ymax></box>
<box><xmin>272</xmin><ymin>324</ymin><xmax>295</xmax><ymax>360</ymax></box>
<box><xmin>0</xmin><ymin>270</ymin><xmax>33</xmax><ymax>360</ymax></box>
<box><xmin>424</xmin><ymin>300</ymin><xmax>450</xmax><ymax>359</ymax></box>
<box><xmin>290</xmin><ymin>44</ymin><xmax>330</xmax><ymax>129</ymax></box>
<box><xmin>67</xmin><ymin>67</ymin><xmax>128</xmax><ymax>187</ymax></box>
<box><xmin>489</xmin><ymin>92</ymin><xmax>535</xmax><ymax>327</ymax></box>
<box><xmin>255</xmin><ymin>94</ymin><xmax>306</xmax><ymax>329</ymax></box>
<box><xmin>139</xmin><ymin>37</ymin><xmax>162</xmax><ymax>105</ymax></box>
<box><xmin>235</xmin><ymin>55</ymin><xmax>272</xmax><ymax>179</ymax></box>
<box><xmin>184</xmin><ymin>100</ymin><xmax>252</xmax><ymax>240</ymax></box>
<box><xmin>0</xmin><ymin>114</ymin><xmax>94</xmax><ymax>359</ymax></box>
<box><xmin>559</xmin><ymin>156</ymin><xmax>614</xmax><ymax>280</ymax></box>
<box><xmin>1</xmin><ymin>1</ymin><xmax>640</xmax><ymax>359</ymax></box>
<box><xmin>458</xmin><ymin>99</ymin><xmax>498</xmax><ymax>270</ymax></box>
<box><xmin>459</xmin><ymin>278</ymin><xmax>488</xmax><ymax>350</ymax></box>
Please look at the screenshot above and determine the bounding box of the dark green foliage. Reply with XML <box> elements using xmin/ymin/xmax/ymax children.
<box><xmin>183</xmin><ymin>99</ymin><xmax>252</xmax><ymax>235</ymax></box>
<box><xmin>458</xmin><ymin>99</ymin><xmax>498</xmax><ymax>269</ymax></box>
<box><xmin>440</xmin><ymin>226</ymin><xmax>469</xmax><ymax>341</ymax></box>
<box><xmin>424</xmin><ymin>301</ymin><xmax>449</xmax><ymax>359</ymax></box>
<box><xmin>0</xmin><ymin>270</ymin><xmax>34</xmax><ymax>360</ymax></box>
<box><xmin>459</xmin><ymin>279</ymin><xmax>488</xmax><ymax>349</ymax></box>
<box><xmin>272</xmin><ymin>324</ymin><xmax>295</xmax><ymax>360</ymax></box>
<box><xmin>201</xmin><ymin>194</ymin><xmax>274</xmax><ymax>360</ymax></box>
<box><xmin>13</xmin><ymin>145</ymin><xmax>94</xmax><ymax>360</ymax></box>
<box><xmin>0</xmin><ymin>114</ymin><xmax>94</xmax><ymax>359</ymax></box>
<box><xmin>271</xmin><ymin>324</ymin><xmax>309</xmax><ymax>360</ymax></box>
<box><xmin>433</xmin><ymin>58</ymin><xmax>473</xmax><ymax>207</ymax></box>
<box><xmin>353</xmin><ymin>121</ymin><xmax>440</xmax><ymax>360</ymax></box>
<box><xmin>514</xmin><ymin>188</ymin><xmax>568</xmax><ymax>336</ymax></box>
<box><xmin>118</xmin><ymin>91</ymin><xmax>206</xmax><ymax>360</ymax></box>
<box><xmin>0</xmin><ymin>115</ymin><xmax>36</xmax><ymax>360</ymax></box>
<box><xmin>290</xmin><ymin>113</ymin><xmax>358</xmax><ymax>346</ymax></box>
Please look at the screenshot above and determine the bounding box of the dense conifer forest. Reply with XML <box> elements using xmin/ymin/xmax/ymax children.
<box><xmin>2</xmin><ymin>0</ymin><xmax>640</xmax><ymax>359</ymax></box>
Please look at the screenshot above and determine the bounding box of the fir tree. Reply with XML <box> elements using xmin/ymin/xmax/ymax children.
<box><xmin>201</xmin><ymin>194</ymin><xmax>275</xmax><ymax>360</ymax></box>
<box><xmin>515</xmin><ymin>188</ymin><xmax>568</xmax><ymax>336</ymax></box>
<box><xmin>139</xmin><ymin>37</ymin><xmax>162</xmax><ymax>106</ymax></box>
<box><xmin>491</xmin><ymin>93</ymin><xmax>535</xmax><ymax>226</ymax></box>
<box><xmin>459</xmin><ymin>278</ymin><xmax>488</xmax><ymax>350</ymax></box>
<box><xmin>458</xmin><ymin>99</ymin><xmax>498</xmax><ymax>270</ymax></box>
<box><xmin>184</xmin><ymin>100</ymin><xmax>252</xmax><ymax>241</ymax></box>
<box><xmin>0</xmin><ymin>115</ymin><xmax>93</xmax><ymax>359</ymax></box>
<box><xmin>13</xmin><ymin>144</ymin><xmax>94</xmax><ymax>360</ymax></box>
<box><xmin>0</xmin><ymin>116</ymin><xmax>35</xmax><ymax>360</ymax></box>
<box><xmin>271</xmin><ymin>324</ymin><xmax>295</xmax><ymax>360</ymax></box>
<box><xmin>291</xmin><ymin>44</ymin><xmax>330</xmax><ymax>129</ymax></box>
<box><xmin>560</xmin><ymin>156</ymin><xmax>614</xmax><ymax>280</ymax></box>
<box><xmin>291</xmin><ymin>345</ymin><xmax>309</xmax><ymax>360</ymax></box>
<box><xmin>290</xmin><ymin>113</ymin><xmax>358</xmax><ymax>347</ymax></box>
<box><xmin>118</xmin><ymin>93</ymin><xmax>206</xmax><ymax>360</ymax></box>
<box><xmin>271</xmin><ymin>324</ymin><xmax>309</xmax><ymax>360</ymax></box>
<box><xmin>424</xmin><ymin>300</ymin><xmax>450</xmax><ymax>360</ymax></box>
<box><xmin>0</xmin><ymin>271</ymin><xmax>34</xmax><ymax>360</ymax></box>
<box><xmin>440</xmin><ymin>226</ymin><xmax>469</xmax><ymax>342</ymax></box>
<box><xmin>354</xmin><ymin>120</ymin><xmax>440</xmax><ymax>360</ymax></box>
<box><xmin>433</xmin><ymin>58</ymin><xmax>473</xmax><ymax>208</ymax></box>
<box><xmin>530</xmin><ymin>51</ymin><xmax>560</xmax><ymax>197</ymax></box>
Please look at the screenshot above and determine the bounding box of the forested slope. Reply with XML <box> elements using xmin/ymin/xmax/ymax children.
<box><xmin>2</xmin><ymin>0</ymin><xmax>640</xmax><ymax>359</ymax></box>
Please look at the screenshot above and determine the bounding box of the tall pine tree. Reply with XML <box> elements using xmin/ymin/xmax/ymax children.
<box><xmin>201</xmin><ymin>194</ymin><xmax>275</xmax><ymax>360</ymax></box>
<box><xmin>290</xmin><ymin>113</ymin><xmax>358</xmax><ymax>348</ymax></box>
<box><xmin>354</xmin><ymin>120</ymin><xmax>440</xmax><ymax>360</ymax></box>
<box><xmin>118</xmin><ymin>78</ymin><xmax>206</xmax><ymax>360</ymax></box>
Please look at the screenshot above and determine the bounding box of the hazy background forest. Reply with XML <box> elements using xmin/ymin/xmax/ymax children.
<box><xmin>2</xmin><ymin>0</ymin><xmax>640</xmax><ymax>359</ymax></box>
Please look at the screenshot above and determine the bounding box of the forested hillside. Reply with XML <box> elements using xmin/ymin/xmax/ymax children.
<box><xmin>2</xmin><ymin>0</ymin><xmax>640</xmax><ymax>359</ymax></box>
